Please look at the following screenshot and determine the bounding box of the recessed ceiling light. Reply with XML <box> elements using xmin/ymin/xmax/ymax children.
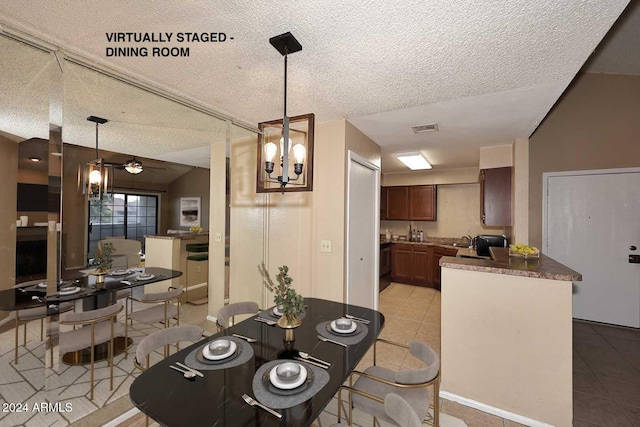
<box><xmin>411</xmin><ymin>123</ymin><xmax>439</xmax><ymax>134</ymax></box>
<box><xmin>28</xmin><ymin>156</ymin><xmax>42</xmax><ymax>162</ymax></box>
<box><xmin>395</xmin><ymin>152</ymin><xmax>432</xmax><ymax>170</ymax></box>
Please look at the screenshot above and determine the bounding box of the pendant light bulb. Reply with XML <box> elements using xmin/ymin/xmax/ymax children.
<box><xmin>279</xmin><ymin>137</ymin><xmax>292</xmax><ymax>155</ymax></box>
<box><xmin>265</xmin><ymin>142</ymin><xmax>278</xmax><ymax>162</ymax></box>
<box><xmin>89</xmin><ymin>169</ymin><xmax>102</xmax><ymax>184</ymax></box>
<box><xmin>293</xmin><ymin>144</ymin><xmax>306</xmax><ymax>164</ymax></box>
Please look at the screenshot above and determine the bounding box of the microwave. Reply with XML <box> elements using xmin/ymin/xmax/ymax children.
<box><xmin>475</xmin><ymin>235</ymin><xmax>508</xmax><ymax>256</ymax></box>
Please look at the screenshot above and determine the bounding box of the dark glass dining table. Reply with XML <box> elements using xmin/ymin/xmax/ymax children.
<box><xmin>129</xmin><ymin>297</ymin><xmax>385</xmax><ymax>427</ymax></box>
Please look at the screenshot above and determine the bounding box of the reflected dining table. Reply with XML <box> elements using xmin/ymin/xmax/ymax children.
<box><xmin>130</xmin><ymin>297</ymin><xmax>385</xmax><ymax>427</ymax></box>
<box><xmin>0</xmin><ymin>267</ymin><xmax>183</xmax><ymax>364</ymax></box>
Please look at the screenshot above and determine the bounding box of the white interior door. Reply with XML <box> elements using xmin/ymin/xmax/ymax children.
<box><xmin>544</xmin><ymin>169</ymin><xmax>640</xmax><ymax>327</ymax></box>
<box><xmin>346</xmin><ymin>151</ymin><xmax>379</xmax><ymax>310</ymax></box>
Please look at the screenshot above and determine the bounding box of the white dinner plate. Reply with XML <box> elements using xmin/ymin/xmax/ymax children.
<box><xmin>269</xmin><ymin>364</ymin><xmax>308</xmax><ymax>390</ymax></box>
<box><xmin>37</xmin><ymin>282</ymin><xmax>47</xmax><ymax>288</ymax></box>
<box><xmin>202</xmin><ymin>340</ymin><xmax>237</xmax><ymax>360</ymax></box>
<box><xmin>58</xmin><ymin>286</ymin><xmax>81</xmax><ymax>296</ymax></box>
<box><xmin>110</xmin><ymin>269</ymin><xmax>131</xmax><ymax>276</ymax></box>
<box><xmin>272</xmin><ymin>306</ymin><xmax>283</xmax><ymax>317</ymax></box>
<box><xmin>330</xmin><ymin>320</ymin><xmax>357</xmax><ymax>334</ymax></box>
<box><xmin>135</xmin><ymin>273</ymin><xmax>155</xmax><ymax>281</ymax></box>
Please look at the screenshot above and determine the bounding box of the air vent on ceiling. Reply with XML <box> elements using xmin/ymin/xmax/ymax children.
<box><xmin>411</xmin><ymin>123</ymin><xmax>439</xmax><ymax>134</ymax></box>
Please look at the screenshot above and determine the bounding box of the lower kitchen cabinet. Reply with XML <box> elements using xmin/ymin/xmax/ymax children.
<box><xmin>391</xmin><ymin>244</ymin><xmax>433</xmax><ymax>287</ymax></box>
<box><xmin>390</xmin><ymin>243</ymin><xmax>457</xmax><ymax>289</ymax></box>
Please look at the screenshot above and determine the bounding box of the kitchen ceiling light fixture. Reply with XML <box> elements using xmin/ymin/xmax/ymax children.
<box><xmin>28</xmin><ymin>156</ymin><xmax>42</xmax><ymax>162</ymax></box>
<box><xmin>395</xmin><ymin>152</ymin><xmax>433</xmax><ymax>170</ymax></box>
<box><xmin>79</xmin><ymin>116</ymin><xmax>112</xmax><ymax>200</ymax></box>
<box><xmin>257</xmin><ymin>32</ymin><xmax>315</xmax><ymax>193</ymax></box>
<box><xmin>124</xmin><ymin>157</ymin><xmax>143</xmax><ymax>174</ymax></box>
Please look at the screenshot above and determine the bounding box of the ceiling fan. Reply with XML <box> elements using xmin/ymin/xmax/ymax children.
<box><xmin>105</xmin><ymin>157</ymin><xmax>165</xmax><ymax>174</ymax></box>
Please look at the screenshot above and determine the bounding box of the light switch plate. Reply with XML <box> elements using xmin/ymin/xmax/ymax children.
<box><xmin>320</xmin><ymin>240</ymin><xmax>332</xmax><ymax>253</ymax></box>
<box><xmin>215</xmin><ymin>232</ymin><xmax>222</xmax><ymax>242</ymax></box>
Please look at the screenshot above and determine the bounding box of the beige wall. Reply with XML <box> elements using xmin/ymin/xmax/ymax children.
<box><xmin>512</xmin><ymin>138</ymin><xmax>529</xmax><ymax>244</ymax></box>
<box><xmin>208</xmin><ymin>141</ymin><xmax>227</xmax><ymax>318</ymax></box>
<box><xmin>529</xmin><ymin>73</ymin><xmax>640</xmax><ymax>248</ymax></box>
<box><xmin>383</xmin><ymin>167</ymin><xmax>478</xmax><ymax>186</ymax></box>
<box><xmin>479</xmin><ymin>144</ymin><xmax>513</xmax><ymax>169</ymax></box>
<box><xmin>221</xmin><ymin>118</ymin><xmax>380</xmax><ymax>319</ymax></box>
<box><xmin>441</xmin><ymin>267</ymin><xmax>573</xmax><ymax>426</ymax></box>
<box><xmin>0</xmin><ymin>135</ymin><xmax>18</xmax><ymax>291</ymax></box>
<box><xmin>167</xmin><ymin>167</ymin><xmax>210</xmax><ymax>231</ymax></box>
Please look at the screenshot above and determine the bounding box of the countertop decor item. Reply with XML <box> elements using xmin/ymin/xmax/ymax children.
<box><xmin>258</xmin><ymin>263</ymin><xmax>305</xmax><ymax>341</ymax></box>
<box><xmin>189</xmin><ymin>225</ymin><xmax>202</xmax><ymax>234</ymax></box>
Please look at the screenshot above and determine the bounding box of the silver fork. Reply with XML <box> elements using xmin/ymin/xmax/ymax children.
<box><xmin>232</xmin><ymin>333</ymin><xmax>257</xmax><ymax>343</ymax></box>
<box><xmin>242</xmin><ymin>394</ymin><xmax>282</xmax><ymax>418</ymax></box>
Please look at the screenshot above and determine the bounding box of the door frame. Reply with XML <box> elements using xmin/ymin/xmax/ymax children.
<box><xmin>345</xmin><ymin>150</ymin><xmax>380</xmax><ymax>309</ymax></box>
<box><xmin>542</xmin><ymin>166</ymin><xmax>640</xmax><ymax>253</ymax></box>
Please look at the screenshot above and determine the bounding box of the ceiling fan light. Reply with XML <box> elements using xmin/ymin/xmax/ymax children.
<box><xmin>395</xmin><ymin>152</ymin><xmax>432</xmax><ymax>170</ymax></box>
<box><xmin>124</xmin><ymin>158</ymin><xmax>143</xmax><ymax>174</ymax></box>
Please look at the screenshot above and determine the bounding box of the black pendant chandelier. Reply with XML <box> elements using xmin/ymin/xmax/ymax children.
<box><xmin>257</xmin><ymin>32</ymin><xmax>314</xmax><ymax>193</ymax></box>
<box><xmin>80</xmin><ymin>116</ymin><xmax>112</xmax><ymax>200</ymax></box>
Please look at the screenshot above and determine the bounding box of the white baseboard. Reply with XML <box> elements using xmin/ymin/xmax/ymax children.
<box><xmin>188</xmin><ymin>282</ymin><xmax>208</xmax><ymax>290</ymax></box>
<box><xmin>439</xmin><ymin>391</ymin><xmax>555</xmax><ymax>427</ymax></box>
<box><xmin>103</xmin><ymin>407</ymin><xmax>140</xmax><ymax>427</ymax></box>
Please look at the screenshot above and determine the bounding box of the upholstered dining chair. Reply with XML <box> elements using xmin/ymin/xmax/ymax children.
<box><xmin>348</xmin><ymin>339</ymin><xmax>441</xmax><ymax>427</ymax></box>
<box><xmin>334</xmin><ymin>392</ymin><xmax>422</xmax><ymax>427</ymax></box>
<box><xmin>134</xmin><ymin>325</ymin><xmax>204</xmax><ymax>371</ymax></box>
<box><xmin>126</xmin><ymin>286</ymin><xmax>184</xmax><ymax>356</ymax></box>
<box><xmin>10</xmin><ymin>280</ymin><xmax>74</xmax><ymax>364</ymax></box>
<box><xmin>59</xmin><ymin>301</ymin><xmax>125</xmax><ymax>400</ymax></box>
<box><xmin>216</xmin><ymin>301</ymin><xmax>260</xmax><ymax>331</ymax></box>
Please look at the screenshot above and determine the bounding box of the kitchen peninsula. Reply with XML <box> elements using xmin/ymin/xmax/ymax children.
<box><xmin>440</xmin><ymin>248</ymin><xmax>581</xmax><ymax>427</ymax></box>
<box><xmin>144</xmin><ymin>233</ymin><xmax>208</xmax><ymax>294</ymax></box>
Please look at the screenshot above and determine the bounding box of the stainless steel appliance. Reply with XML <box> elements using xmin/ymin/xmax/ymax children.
<box><xmin>475</xmin><ymin>234</ymin><xmax>508</xmax><ymax>256</ymax></box>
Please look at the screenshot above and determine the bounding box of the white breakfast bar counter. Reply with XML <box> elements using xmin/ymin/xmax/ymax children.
<box><xmin>440</xmin><ymin>247</ymin><xmax>581</xmax><ymax>427</ymax></box>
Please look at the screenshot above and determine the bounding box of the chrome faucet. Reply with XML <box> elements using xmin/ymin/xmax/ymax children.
<box><xmin>462</xmin><ymin>235</ymin><xmax>473</xmax><ymax>248</ymax></box>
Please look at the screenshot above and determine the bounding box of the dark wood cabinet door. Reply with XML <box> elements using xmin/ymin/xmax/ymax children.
<box><xmin>386</xmin><ymin>187</ymin><xmax>409</xmax><ymax>220</ymax></box>
<box><xmin>412</xmin><ymin>250</ymin><xmax>430</xmax><ymax>283</ymax></box>
<box><xmin>380</xmin><ymin>187</ymin><xmax>388</xmax><ymax>220</ymax></box>
<box><xmin>409</xmin><ymin>185</ymin><xmax>437</xmax><ymax>221</ymax></box>
<box><xmin>432</xmin><ymin>252</ymin><xmax>444</xmax><ymax>290</ymax></box>
<box><xmin>391</xmin><ymin>247</ymin><xmax>412</xmax><ymax>281</ymax></box>
<box><xmin>481</xmin><ymin>167</ymin><xmax>512</xmax><ymax>226</ymax></box>
<box><xmin>380</xmin><ymin>246</ymin><xmax>391</xmax><ymax>276</ymax></box>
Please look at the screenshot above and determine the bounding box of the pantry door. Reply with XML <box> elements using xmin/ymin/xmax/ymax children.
<box><xmin>544</xmin><ymin>168</ymin><xmax>640</xmax><ymax>327</ymax></box>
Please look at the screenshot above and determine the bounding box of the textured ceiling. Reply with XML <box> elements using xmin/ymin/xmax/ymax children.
<box><xmin>0</xmin><ymin>1</ymin><xmax>631</xmax><ymax>171</ymax></box>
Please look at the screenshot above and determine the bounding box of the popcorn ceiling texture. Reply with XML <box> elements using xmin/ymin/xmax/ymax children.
<box><xmin>0</xmin><ymin>1</ymin><xmax>630</xmax><ymax>167</ymax></box>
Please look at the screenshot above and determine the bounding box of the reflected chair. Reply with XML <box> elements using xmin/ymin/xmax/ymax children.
<box><xmin>59</xmin><ymin>301</ymin><xmax>125</xmax><ymax>400</ymax></box>
<box><xmin>216</xmin><ymin>301</ymin><xmax>260</xmax><ymax>332</ymax></box>
<box><xmin>126</xmin><ymin>286</ymin><xmax>184</xmax><ymax>356</ymax></box>
<box><xmin>184</xmin><ymin>243</ymin><xmax>208</xmax><ymax>304</ymax></box>
<box><xmin>10</xmin><ymin>280</ymin><xmax>74</xmax><ymax>364</ymax></box>
<box><xmin>348</xmin><ymin>339</ymin><xmax>441</xmax><ymax>427</ymax></box>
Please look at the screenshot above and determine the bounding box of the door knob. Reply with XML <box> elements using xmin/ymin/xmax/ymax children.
<box><xmin>630</xmin><ymin>246</ymin><xmax>637</xmax><ymax>251</ymax></box>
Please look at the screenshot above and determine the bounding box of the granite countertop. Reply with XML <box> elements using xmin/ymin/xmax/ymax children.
<box><xmin>145</xmin><ymin>232</ymin><xmax>209</xmax><ymax>240</ymax></box>
<box><xmin>440</xmin><ymin>247</ymin><xmax>582</xmax><ymax>282</ymax></box>
<box><xmin>380</xmin><ymin>239</ymin><xmax>464</xmax><ymax>250</ymax></box>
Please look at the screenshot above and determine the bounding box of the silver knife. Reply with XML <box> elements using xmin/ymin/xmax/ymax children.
<box><xmin>344</xmin><ymin>314</ymin><xmax>370</xmax><ymax>324</ymax></box>
<box><xmin>294</xmin><ymin>357</ymin><xmax>329</xmax><ymax>369</ymax></box>
<box><xmin>176</xmin><ymin>362</ymin><xmax>204</xmax><ymax>378</ymax></box>
<box><xmin>317</xmin><ymin>334</ymin><xmax>348</xmax><ymax>347</ymax></box>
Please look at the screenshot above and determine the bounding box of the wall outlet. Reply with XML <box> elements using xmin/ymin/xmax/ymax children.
<box><xmin>215</xmin><ymin>232</ymin><xmax>222</xmax><ymax>242</ymax></box>
<box><xmin>196</xmin><ymin>265</ymin><xmax>201</xmax><ymax>273</ymax></box>
<box><xmin>320</xmin><ymin>240</ymin><xmax>332</xmax><ymax>253</ymax></box>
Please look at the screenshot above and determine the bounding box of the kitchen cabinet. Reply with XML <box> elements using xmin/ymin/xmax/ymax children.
<box><xmin>380</xmin><ymin>187</ymin><xmax>388</xmax><ymax>220</ymax></box>
<box><xmin>380</xmin><ymin>244</ymin><xmax>391</xmax><ymax>276</ymax></box>
<box><xmin>432</xmin><ymin>247</ymin><xmax>458</xmax><ymax>290</ymax></box>
<box><xmin>383</xmin><ymin>185</ymin><xmax>437</xmax><ymax>221</ymax></box>
<box><xmin>391</xmin><ymin>243</ymin><xmax>432</xmax><ymax>287</ymax></box>
<box><xmin>409</xmin><ymin>186</ymin><xmax>437</xmax><ymax>221</ymax></box>
<box><xmin>480</xmin><ymin>167</ymin><xmax>512</xmax><ymax>226</ymax></box>
<box><xmin>386</xmin><ymin>187</ymin><xmax>409</xmax><ymax>220</ymax></box>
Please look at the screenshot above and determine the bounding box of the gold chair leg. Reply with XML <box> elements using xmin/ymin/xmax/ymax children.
<box><xmin>110</xmin><ymin>321</ymin><xmax>114</xmax><ymax>391</ymax></box>
<box><xmin>40</xmin><ymin>318</ymin><xmax>44</xmax><ymax>341</ymax></box>
<box><xmin>23</xmin><ymin>321</ymin><xmax>27</xmax><ymax>346</ymax></box>
<box><xmin>434</xmin><ymin>376</ymin><xmax>440</xmax><ymax>427</ymax></box>
<box><xmin>90</xmin><ymin>323</ymin><xmax>95</xmax><ymax>401</ymax></box>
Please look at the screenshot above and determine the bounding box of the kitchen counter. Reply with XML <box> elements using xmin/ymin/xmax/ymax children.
<box><xmin>380</xmin><ymin>239</ymin><xmax>465</xmax><ymax>251</ymax></box>
<box><xmin>145</xmin><ymin>232</ymin><xmax>209</xmax><ymax>240</ymax></box>
<box><xmin>440</xmin><ymin>247</ymin><xmax>581</xmax><ymax>281</ymax></box>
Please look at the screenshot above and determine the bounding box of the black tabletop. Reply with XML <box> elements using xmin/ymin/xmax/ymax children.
<box><xmin>130</xmin><ymin>297</ymin><xmax>385</xmax><ymax>427</ymax></box>
<box><xmin>0</xmin><ymin>267</ymin><xmax>182</xmax><ymax>311</ymax></box>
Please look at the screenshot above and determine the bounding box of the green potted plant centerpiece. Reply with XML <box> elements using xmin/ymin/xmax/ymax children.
<box><xmin>91</xmin><ymin>242</ymin><xmax>114</xmax><ymax>285</ymax></box>
<box><xmin>258</xmin><ymin>263</ymin><xmax>305</xmax><ymax>341</ymax></box>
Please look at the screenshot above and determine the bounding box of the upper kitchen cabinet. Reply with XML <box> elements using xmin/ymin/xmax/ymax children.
<box><xmin>409</xmin><ymin>185</ymin><xmax>437</xmax><ymax>221</ymax></box>
<box><xmin>480</xmin><ymin>167</ymin><xmax>512</xmax><ymax>226</ymax></box>
<box><xmin>383</xmin><ymin>185</ymin><xmax>437</xmax><ymax>221</ymax></box>
<box><xmin>380</xmin><ymin>186</ymin><xmax>388</xmax><ymax>220</ymax></box>
<box><xmin>386</xmin><ymin>186</ymin><xmax>409</xmax><ymax>219</ymax></box>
